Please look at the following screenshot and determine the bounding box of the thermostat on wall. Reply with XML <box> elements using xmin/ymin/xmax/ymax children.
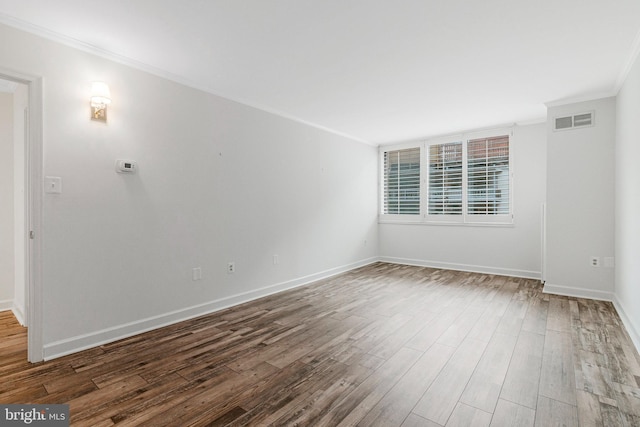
<box><xmin>115</xmin><ymin>159</ymin><xmax>137</xmax><ymax>174</ymax></box>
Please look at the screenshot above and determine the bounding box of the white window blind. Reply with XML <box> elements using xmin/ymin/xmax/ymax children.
<box><xmin>382</xmin><ymin>148</ymin><xmax>420</xmax><ymax>215</ymax></box>
<box><xmin>428</xmin><ymin>142</ymin><xmax>463</xmax><ymax>215</ymax></box>
<box><xmin>379</xmin><ymin>128</ymin><xmax>512</xmax><ymax>225</ymax></box>
<box><xmin>467</xmin><ymin>135</ymin><xmax>510</xmax><ymax>215</ymax></box>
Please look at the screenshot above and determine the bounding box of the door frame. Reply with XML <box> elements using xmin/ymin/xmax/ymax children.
<box><xmin>0</xmin><ymin>67</ymin><xmax>43</xmax><ymax>363</ymax></box>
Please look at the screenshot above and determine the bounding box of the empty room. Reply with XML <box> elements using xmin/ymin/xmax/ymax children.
<box><xmin>0</xmin><ymin>1</ymin><xmax>639</xmax><ymax>426</ymax></box>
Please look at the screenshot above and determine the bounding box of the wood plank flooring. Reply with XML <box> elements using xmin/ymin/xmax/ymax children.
<box><xmin>1</xmin><ymin>262</ymin><xmax>639</xmax><ymax>426</ymax></box>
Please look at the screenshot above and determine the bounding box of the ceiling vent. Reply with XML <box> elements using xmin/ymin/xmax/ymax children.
<box><xmin>554</xmin><ymin>111</ymin><xmax>594</xmax><ymax>131</ymax></box>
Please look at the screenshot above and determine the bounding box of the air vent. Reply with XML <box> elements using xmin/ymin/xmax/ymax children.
<box><xmin>554</xmin><ymin>111</ymin><xmax>594</xmax><ymax>131</ymax></box>
<box><xmin>573</xmin><ymin>113</ymin><xmax>592</xmax><ymax>127</ymax></box>
<box><xmin>555</xmin><ymin>116</ymin><xmax>573</xmax><ymax>130</ymax></box>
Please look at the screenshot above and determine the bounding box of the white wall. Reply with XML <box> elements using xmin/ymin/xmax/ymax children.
<box><xmin>0</xmin><ymin>23</ymin><xmax>378</xmax><ymax>359</ymax></box>
<box><xmin>0</xmin><ymin>92</ymin><xmax>14</xmax><ymax>310</ymax></box>
<box><xmin>13</xmin><ymin>83</ymin><xmax>27</xmax><ymax>325</ymax></box>
<box><xmin>615</xmin><ymin>54</ymin><xmax>640</xmax><ymax>350</ymax></box>
<box><xmin>379</xmin><ymin>123</ymin><xmax>547</xmax><ymax>278</ymax></box>
<box><xmin>544</xmin><ymin>98</ymin><xmax>616</xmax><ymax>300</ymax></box>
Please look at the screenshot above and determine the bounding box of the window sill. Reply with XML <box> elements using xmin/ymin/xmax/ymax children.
<box><xmin>378</xmin><ymin>218</ymin><xmax>515</xmax><ymax>228</ymax></box>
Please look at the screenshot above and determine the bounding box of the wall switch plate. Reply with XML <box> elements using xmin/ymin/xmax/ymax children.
<box><xmin>192</xmin><ymin>267</ymin><xmax>202</xmax><ymax>281</ymax></box>
<box><xmin>227</xmin><ymin>262</ymin><xmax>235</xmax><ymax>274</ymax></box>
<box><xmin>590</xmin><ymin>256</ymin><xmax>601</xmax><ymax>267</ymax></box>
<box><xmin>603</xmin><ymin>257</ymin><xmax>615</xmax><ymax>268</ymax></box>
<box><xmin>273</xmin><ymin>254</ymin><xmax>279</xmax><ymax>265</ymax></box>
<box><xmin>44</xmin><ymin>176</ymin><xmax>62</xmax><ymax>194</ymax></box>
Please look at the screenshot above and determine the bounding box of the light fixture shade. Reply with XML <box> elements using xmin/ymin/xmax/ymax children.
<box><xmin>90</xmin><ymin>81</ymin><xmax>111</xmax><ymax>107</ymax></box>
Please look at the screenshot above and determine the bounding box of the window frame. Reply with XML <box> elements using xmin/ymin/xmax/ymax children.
<box><xmin>379</xmin><ymin>127</ymin><xmax>514</xmax><ymax>226</ymax></box>
<box><xmin>464</xmin><ymin>132</ymin><xmax>512</xmax><ymax>224</ymax></box>
<box><xmin>425</xmin><ymin>135</ymin><xmax>464</xmax><ymax>223</ymax></box>
<box><xmin>379</xmin><ymin>142</ymin><xmax>423</xmax><ymax>223</ymax></box>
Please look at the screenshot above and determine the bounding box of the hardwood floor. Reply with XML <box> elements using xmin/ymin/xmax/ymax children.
<box><xmin>1</xmin><ymin>262</ymin><xmax>639</xmax><ymax>426</ymax></box>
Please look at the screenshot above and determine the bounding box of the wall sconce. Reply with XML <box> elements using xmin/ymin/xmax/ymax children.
<box><xmin>90</xmin><ymin>81</ymin><xmax>111</xmax><ymax>122</ymax></box>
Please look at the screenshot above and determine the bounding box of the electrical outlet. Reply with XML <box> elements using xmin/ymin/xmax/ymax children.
<box><xmin>227</xmin><ymin>262</ymin><xmax>235</xmax><ymax>274</ymax></box>
<box><xmin>192</xmin><ymin>267</ymin><xmax>202</xmax><ymax>281</ymax></box>
<box><xmin>590</xmin><ymin>256</ymin><xmax>601</xmax><ymax>268</ymax></box>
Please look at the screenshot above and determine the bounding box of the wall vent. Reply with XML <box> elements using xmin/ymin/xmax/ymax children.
<box><xmin>554</xmin><ymin>111</ymin><xmax>594</xmax><ymax>131</ymax></box>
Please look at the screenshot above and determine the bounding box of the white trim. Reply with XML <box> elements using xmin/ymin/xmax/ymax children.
<box><xmin>12</xmin><ymin>304</ymin><xmax>26</xmax><ymax>326</ymax></box>
<box><xmin>541</xmin><ymin>203</ymin><xmax>547</xmax><ymax>284</ymax></box>
<box><xmin>378</xmin><ymin>216</ymin><xmax>423</xmax><ymax>224</ymax></box>
<box><xmin>542</xmin><ymin>284</ymin><xmax>640</xmax><ymax>355</ymax></box>
<box><xmin>544</xmin><ymin>92</ymin><xmax>616</xmax><ymax>108</ymax></box>
<box><xmin>542</xmin><ymin>283</ymin><xmax>614</xmax><ymax>302</ymax></box>
<box><xmin>614</xmin><ymin>26</ymin><xmax>640</xmax><ymax>94</ymax></box>
<box><xmin>0</xmin><ymin>300</ymin><xmax>12</xmax><ymax>311</ymax></box>
<box><xmin>612</xmin><ymin>296</ymin><xmax>640</xmax><ymax>355</ymax></box>
<box><xmin>378</xmin><ymin>141</ymin><xmax>423</xmax><ymax>153</ymax></box>
<box><xmin>27</xmin><ymin>76</ymin><xmax>43</xmax><ymax>363</ymax></box>
<box><xmin>379</xmin><ymin>144</ymin><xmax>422</xmax><ymax>218</ymax></box>
<box><xmin>0</xmin><ymin>14</ymin><xmax>372</xmax><ymax>147</ymax></box>
<box><xmin>241</xmin><ymin>104</ymin><xmax>373</xmax><ymax>146</ymax></box>
<box><xmin>379</xmin><ymin>127</ymin><xmax>514</xmax><ymax>226</ymax></box>
<box><xmin>43</xmin><ymin>257</ymin><xmax>378</xmax><ymax>360</ymax></box>
<box><xmin>0</xmin><ymin>14</ymin><xmax>192</xmax><ymax>87</ymax></box>
<box><xmin>0</xmin><ymin>67</ymin><xmax>44</xmax><ymax>363</ymax></box>
<box><xmin>378</xmin><ymin>123</ymin><xmax>518</xmax><ymax>148</ymax></box>
<box><xmin>379</xmin><ymin>256</ymin><xmax>541</xmax><ymax>280</ymax></box>
<box><xmin>378</xmin><ymin>219</ymin><xmax>514</xmax><ymax>228</ymax></box>
<box><xmin>515</xmin><ymin>117</ymin><xmax>547</xmax><ymax>127</ymax></box>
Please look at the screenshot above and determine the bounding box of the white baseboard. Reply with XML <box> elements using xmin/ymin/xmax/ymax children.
<box><xmin>12</xmin><ymin>304</ymin><xmax>26</xmax><ymax>326</ymax></box>
<box><xmin>0</xmin><ymin>300</ymin><xmax>26</xmax><ymax>326</ymax></box>
<box><xmin>43</xmin><ymin>257</ymin><xmax>379</xmax><ymax>360</ymax></box>
<box><xmin>379</xmin><ymin>256</ymin><xmax>541</xmax><ymax>280</ymax></box>
<box><xmin>542</xmin><ymin>283</ymin><xmax>614</xmax><ymax>301</ymax></box>
<box><xmin>612</xmin><ymin>297</ymin><xmax>640</xmax><ymax>356</ymax></box>
<box><xmin>542</xmin><ymin>284</ymin><xmax>639</xmax><ymax>355</ymax></box>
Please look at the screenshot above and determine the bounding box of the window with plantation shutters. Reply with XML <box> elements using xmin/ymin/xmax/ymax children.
<box><xmin>428</xmin><ymin>142</ymin><xmax>463</xmax><ymax>215</ymax></box>
<box><xmin>467</xmin><ymin>135</ymin><xmax>510</xmax><ymax>215</ymax></box>
<box><xmin>382</xmin><ymin>147</ymin><xmax>420</xmax><ymax>215</ymax></box>
<box><xmin>379</xmin><ymin>128</ymin><xmax>512</xmax><ymax>225</ymax></box>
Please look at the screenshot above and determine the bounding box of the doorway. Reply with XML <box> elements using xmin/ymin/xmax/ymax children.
<box><xmin>0</xmin><ymin>79</ymin><xmax>27</xmax><ymax>329</ymax></box>
<box><xmin>0</xmin><ymin>70</ymin><xmax>43</xmax><ymax>362</ymax></box>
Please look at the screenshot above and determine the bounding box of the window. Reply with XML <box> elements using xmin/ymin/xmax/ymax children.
<box><xmin>380</xmin><ymin>129</ymin><xmax>512</xmax><ymax>224</ymax></box>
<box><xmin>467</xmin><ymin>135</ymin><xmax>510</xmax><ymax>215</ymax></box>
<box><xmin>382</xmin><ymin>147</ymin><xmax>420</xmax><ymax>215</ymax></box>
<box><xmin>428</xmin><ymin>142</ymin><xmax>463</xmax><ymax>215</ymax></box>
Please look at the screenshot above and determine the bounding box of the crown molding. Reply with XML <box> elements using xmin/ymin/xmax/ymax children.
<box><xmin>544</xmin><ymin>91</ymin><xmax>616</xmax><ymax>108</ymax></box>
<box><xmin>614</xmin><ymin>27</ymin><xmax>640</xmax><ymax>94</ymax></box>
<box><xmin>0</xmin><ymin>13</ymin><xmax>373</xmax><ymax>146</ymax></box>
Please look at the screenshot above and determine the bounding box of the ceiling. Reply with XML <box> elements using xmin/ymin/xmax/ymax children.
<box><xmin>1</xmin><ymin>0</ymin><xmax>639</xmax><ymax>145</ymax></box>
